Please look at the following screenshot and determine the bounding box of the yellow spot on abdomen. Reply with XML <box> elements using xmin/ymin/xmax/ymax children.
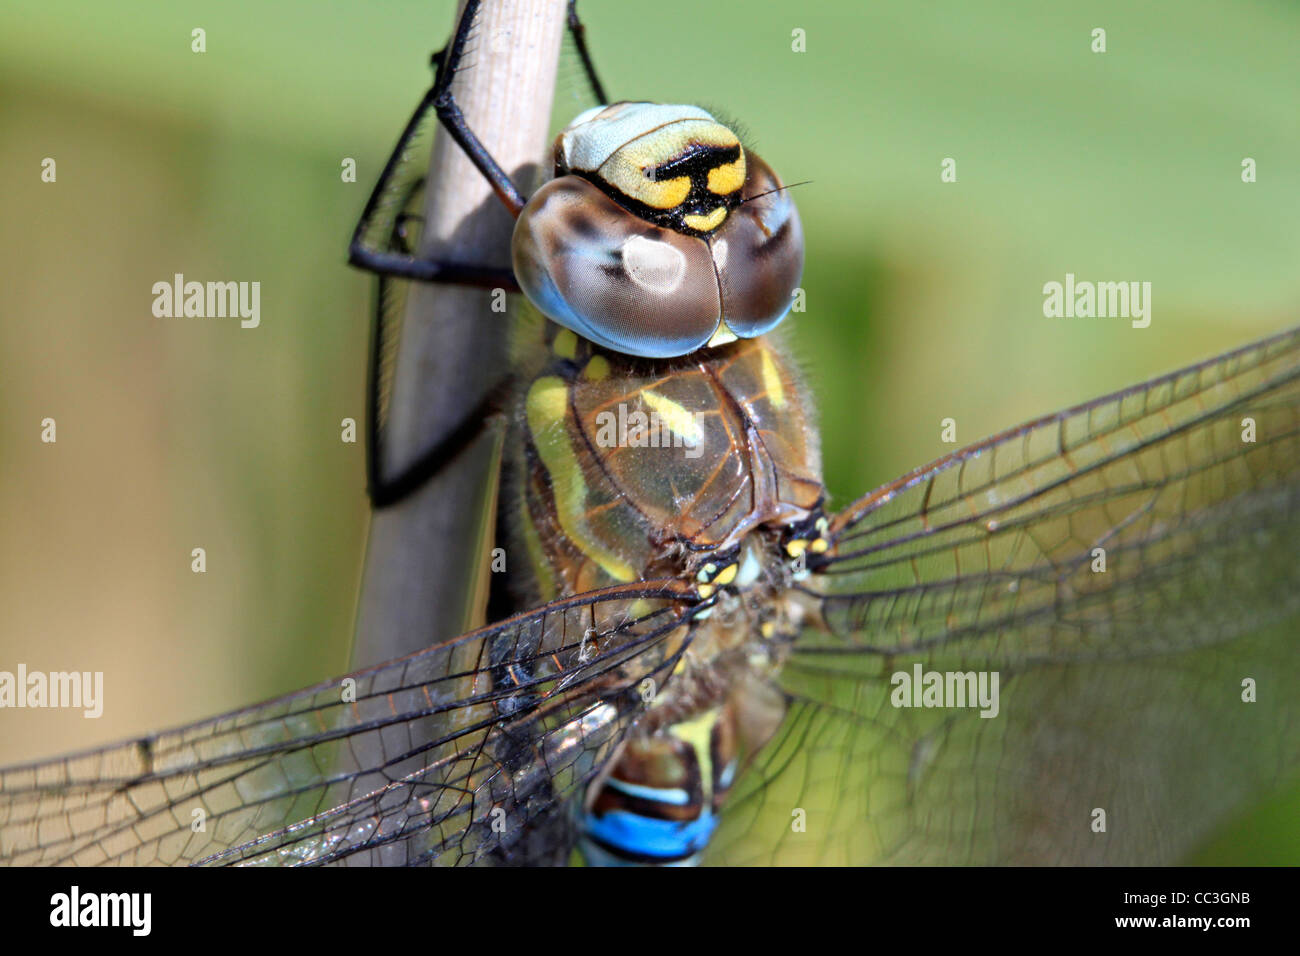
<box><xmin>669</xmin><ymin>708</ymin><xmax>722</xmax><ymax>802</ymax></box>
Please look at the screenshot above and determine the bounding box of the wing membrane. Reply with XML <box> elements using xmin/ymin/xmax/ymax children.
<box><xmin>712</xmin><ymin>617</ymin><xmax>1300</xmax><ymax>864</ymax></box>
<box><xmin>0</xmin><ymin>582</ymin><xmax>698</xmax><ymax>866</ymax></box>
<box><xmin>810</xmin><ymin>324</ymin><xmax>1300</xmax><ymax>662</ymax></box>
<box><xmin>712</xmin><ymin>325</ymin><xmax>1300</xmax><ymax>864</ymax></box>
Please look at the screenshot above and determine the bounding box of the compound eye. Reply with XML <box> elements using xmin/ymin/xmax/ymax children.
<box><xmin>712</xmin><ymin>153</ymin><xmax>804</xmax><ymax>340</ymax></box>
<box><xmin>512</xmin><ymin>176</ymin><xmax>722</xmax><ymax>358</ymax></box>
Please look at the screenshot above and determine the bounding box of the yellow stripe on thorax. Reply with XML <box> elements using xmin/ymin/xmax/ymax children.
<box><xmin>525</xmin><ymin>376</ymin><xmax>636</xmax><ymax>583</ymax></box>
<box><xmin>642</xmin><ymin>390</ymin><xmax>703</xmax><ymax>446</ymax></box>
<box><xmin>759</xmin><ymin>344</ymin><xmax>786</xmax><ymax>408</ymax></box>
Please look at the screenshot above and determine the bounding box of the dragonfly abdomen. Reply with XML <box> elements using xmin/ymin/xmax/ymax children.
<box><xmin>578</xmin><ymin>707</ymin><xmax>734</xmax><ymax>866</ymax></box>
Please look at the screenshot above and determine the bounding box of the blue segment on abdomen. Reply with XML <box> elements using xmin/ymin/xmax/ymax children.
<box><xmin>581</xmin><ymin>808</ymin><xmax>718</xmax><ymax>861</ymax></box>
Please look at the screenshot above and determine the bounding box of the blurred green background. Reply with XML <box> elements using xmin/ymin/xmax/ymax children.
<box><xmin>1</xmin><ymin>0</ymin><xmax>1296</xmax><ymax>862</ymax></box>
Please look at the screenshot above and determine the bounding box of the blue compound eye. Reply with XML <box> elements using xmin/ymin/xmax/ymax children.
<box><xmin>510</xmin><ymin>103</ymin><xmax>804</xmax><ymax>359</ymax></box>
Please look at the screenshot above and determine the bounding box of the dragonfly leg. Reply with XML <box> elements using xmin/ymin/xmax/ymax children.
<box><xmin>348</xmin><ymin>0</ymin><xmax>528</xmax><ymax>285</ymax></box>
<box><xmin>424</xmin><ymin>0</ymin><xmax>612</xmax><ymax>214</ymax></box>
<box><xmin>424</xmin><ymin>0</ymin><xmax>528</xmax><ymax>218</ymax></box>
<box><xmin>356</xmin><ymin>0</ymin><xmax>603</xmax><ymax>507</ymax></box>
<box><xmin>352</xmin><ymin>0</ymin><xmax>526</xmax><ymax>507</ymax></box>
<box><xmin>365</xmin><ymin>301</ymin><xmax>512</xmax><ymax>510</ymax></box>
<box><xmin>567</xmin><ymin>0</ymin><xmax>609</xmax><ymax>105</ymax></box>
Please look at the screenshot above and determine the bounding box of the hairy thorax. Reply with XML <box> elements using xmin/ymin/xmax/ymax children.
<box><xmin>515</xmin><ymin>328</ymin><xmax>823</xmax><ymax>597</ymax></box>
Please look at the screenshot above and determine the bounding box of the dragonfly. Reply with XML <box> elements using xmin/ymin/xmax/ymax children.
<box><xmin>2</xmin><ymin>0</ymin><xmax>1298</xmax><ymax>866</ymax></box>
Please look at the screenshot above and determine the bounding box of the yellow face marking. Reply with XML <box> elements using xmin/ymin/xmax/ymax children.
<box><xmin>643</xmin><ymin>176</ymin><xmax>692</xmax><ymax>210</ymax></box>
<box><xmin>596</xmin><ymin>119</ymin><xmax>740</xmax><ymax>210</ymax></box>
<box><xmin>811</xmin><ymin>538</ymin><xmax>829</xmax><ymax>553</ymax></box>
<box><xmin>759</xmin><ymin>345</ymin><xmax>787</xmax><ymax>408</ymax></box>
<box><xmin>682</xmin><ymin>206</ymin><xmax>729</xmax><ymax>232</ymax></box>
<box><xmin>786</xmin><ymin>539</ymin><xmax>808</xmax><ymax>558</ymax></box>
<box><xmin>525</xmin><ymin>376</ymin><xmax>636</xmax><ymax>583</ymax></box>
<box><xmin>553</xmin><ymin>328</ymin><xmax>578</xmax><ymax>359</ymax></box>
<box><xmin>583</xmin><ymin>354</ymin><xmax>610</xmax><ymax>381</ymax></box>
<box><xmin>713</xmin><ymin>563</ymin><xmax>738</xmax><ymax>587</ymax></box>
<box><xmin>707</xmin><ymin>155</ymin><xmax>746</xmax><ymax>195</ymax></box>
<box><xmin>642</xmin><ymin>390</ymin><xmax>703</xmax><ymax>446</ymax></box>
<box><xmin>697</xmin><ymin>582</ymin><xmax>716</xmax><ymax>599</ymax></box>
<box><xmin>601</xmin><ymin>167</ymin><xmax>691</xmax><ymax>210</ymax></box>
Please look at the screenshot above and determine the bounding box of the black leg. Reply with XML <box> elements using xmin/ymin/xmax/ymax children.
<box><xmin>351</xmin><ymin>0</ymin><xmax>612</xmax><ymax>285</ymax></box>
<box><xmin>365</xmin><ymin>266</ymin><xmax>514</xmax><ymax>508</ymax></box>
<box><xmin>350</xmin><ymin>0</ymin><xmax>526</xmax><ymax>508</ymax></box>
<box><xmin>349</xmin><ymin>0</ymin><xmax>527</xmax><ymax>284</ymax></box>
<box><xmin>359</xmin><ymin>148</ymin><xmax>517</xmax><ymax>507</ymax></box>
<box><xmin>348</xmin><ymin>76</ymin><xmax>523</xmax><ymax>288</ymax></box>
<box><xmin>429</xmin><ymin>0</ymin><xmax>528</xmax><ymax>216</ymax></box>
<box><xmin>353</xmin><ymin>0</ymin><xmax>612</xmax><ymax>508</ymax></box>
<box><xmin>567</xmin><ymin>0</ymin><xmax>608</xmax><ymax>105</ymax></box>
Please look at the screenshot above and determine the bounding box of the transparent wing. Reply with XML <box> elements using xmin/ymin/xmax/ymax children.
<box><xmin>0</xmin><ymin>582</ymin><xmax>698</xmax><ymax>866</ymax></box>
<box><xmin>714</xmin><ymin>619</ymin><xmax>1299</xmax><ymax>864</ymax></box>
<box><xmin>712</xmin><ymin>325</ymin><xmax>1300</xmax><ymax>864</ymax></box>
<box><xmin>815</xmin><ymin>324</ymin><xmax>1300</xmax><ymax>661</ymax></box>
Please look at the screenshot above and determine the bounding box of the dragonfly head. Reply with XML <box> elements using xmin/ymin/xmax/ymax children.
<box><xmin>512</xmin><ymin>102</ymin><xmax>803</xmax><ymax>359</ymax></box>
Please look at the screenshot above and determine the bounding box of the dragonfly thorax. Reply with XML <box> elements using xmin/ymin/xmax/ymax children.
<box><xmin>515</xmin><ymin>329</ymin><xmax>823</xmax><ymax>599</ymax></box>
<box><xmin>511</xmin><ymin>103</ymin><xmax>804</xmax><ymax>358</ymax></box>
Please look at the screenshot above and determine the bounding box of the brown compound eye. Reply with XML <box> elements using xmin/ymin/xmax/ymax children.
<box><xmin>512</xmin><ymin>176</ymin><xmax>723</xmax><ymax>358</ymax></box>
<box><xmin>710</xmin><ymin>153</ymin><xmax>804</xmax><ymax>342</ymax></box>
